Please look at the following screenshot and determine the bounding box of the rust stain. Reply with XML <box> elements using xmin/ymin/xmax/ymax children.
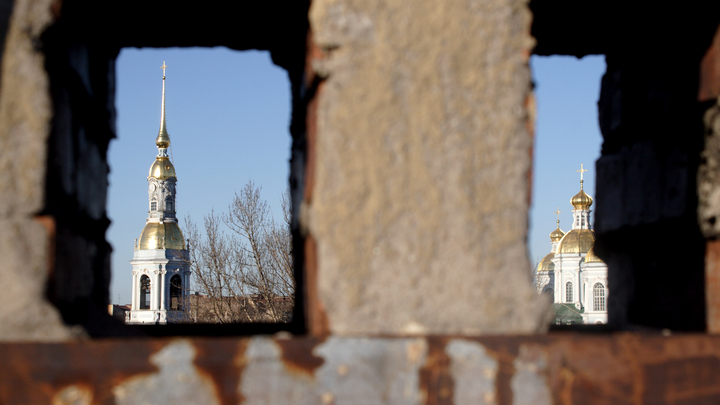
<box><xmin>557</xmin><ymin>365</ymin><xmax>574</xmax><ymax>405</ymax></box>
<box><xmin>525</xmin><ymin>91</ymin><xmax>536</xmax><ymax>206</ymax></box>
<box><xmin>643</xmin><ymin>356</ymin><xmax>720</xmax><ymax>403</ymax></box>
<box><xmin>304</xmin><ymin>31</ymin><xmax>324</xmax><ymax>205</ymax></box>
<box><xmin>276</xmin><ymin>336</ymin><xmax>325</xmax><ymax>376</ymax></box>
<box><xmin>9</xmin><ymin>334</ymin><xmax>720</xmax><ymax>404</ymax></box>
<box><xmin>0</xmin><ymin>339</ymin><xmax>166</xmax><ymax>405</ymax></box>
<box><xmin>419</xmin><ymin>337</ymin><xmax>453</xmax><ymax>405</ymax></box>
<box><xmin>50</xmin><ymin>0</ymin><xmax>63</xmax><ymax>19</ymax></box>
<box><xmin>706</xmin><ymin>240</ymin><xmax>720</xmax><ymax>333</ymax></box>
<box><xmin>305</xmin><ymin>234</ymin><xmax>329</xmax><ymax>336</ymax></box>
<box><xmin>699</xmin><ymin>23</ymin><xmax>720</xmax><ymax>102</ymax></box>
<box><xmin>471</xmin><ymin>335</ymin><xmax>526</xmax><ymax>405</ymax></box>
<box><xmin>193</xmin><ymin>338</ymin><xmax>247</xmax><ymax>405</ymax></box>
<box><xmin>35</xmin><ymin>215</ymin><xmax>57</xmax><ymax>283</ymax></box>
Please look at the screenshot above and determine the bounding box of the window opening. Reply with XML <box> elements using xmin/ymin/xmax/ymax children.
<box><xmin>140</xmin><ymin>275</ymin><xmax>150</xmax><ymax>310</ymax></box>
<box><xmin>170</xmin><ymin>274</ymin><xmax>182</xmax><ymax>310</ymax></box>
<box><xmin>528</xmin><ymin>55</ymin><xmax>606</xmax><ymax>327</ymax></box>
<box><xmin>107</xmin><ymin>47</ymin><xmax>294</xmax><ymax>328</ymax></box>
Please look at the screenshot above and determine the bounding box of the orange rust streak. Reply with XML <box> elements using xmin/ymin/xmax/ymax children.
<box><xmin>304</xmin><ymin>234</ymin><xmax>329</xmax><ymax>336</ymax></box>
<box><xmin>276</xmin><ymin>337</ymin><xmax>325</xmax><ymax>376</ymax></box>
<box><xmin>194</xmin><ymin>339</ymin><xmax>247</xmax><ymax>405</ymax></box>
<box><xmin>706</xmin><ymin>240</ymin><xmax>720</xmax><ymax>333</ymax></box>
<box><xmin>525</xmin><ymin>91</ymin><xmax>536</xmax><ymax>207</ymax></box>
<box><xmin>0</xmin><ymin>339</ymin><xmax>165</xmax><ymax>405</ymax></box>
<box><xmin>35</xmin><ymin>215</ymin><xmax>56</xmax><ymax>280</ymax></box>
<box><xmin>303</xmin><ymin>27</ymin><xmax>326</xmax><ymax>206</ymax></box>
<box><xmin>698</xmin><ymin>23</ymin><xmax>720</xmax><ymax>102</ymax></box>
<box><xmin>419</xmin><ymin>337</ymin><xmax>453</xmax><ymax>405</ymax></box>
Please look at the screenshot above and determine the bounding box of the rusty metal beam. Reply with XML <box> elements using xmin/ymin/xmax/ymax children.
<box><xmin>3</xmin><ymin>333</ymin><xmax>720</xmax><ymax>404</ymax></box>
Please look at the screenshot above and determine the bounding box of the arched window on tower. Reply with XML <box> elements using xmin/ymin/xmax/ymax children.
<box><xmin>150</xmin><ymin>200</ymin><xmax>157</xmax><ymax>211</ymax></box>
<box><xmin>565</xmin><ymin>281</ymin><xmax>573</xmax><ymax>303</ymax></box>
<box><xmin>140</xmin><ymin>275</ymin><xmax>151</xmax><ymax>309</ymax></box>
<box><xmin>170</xmin><ymin>274</ymin><xmax>182</xmax><ymax>310</ymax></box>
<box><xmin>166</xmin><ymin>198</ymin><xmax>173</xmax><ymax>213</ymax></box>
<box><xmin>593</xmin><ymin>283</ymin><xmax>605</xmax><ymax>311</ymax></box>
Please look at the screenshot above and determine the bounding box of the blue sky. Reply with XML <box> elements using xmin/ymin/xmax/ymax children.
<box><xmin>109</xmin><ymin>49</ymin><xmax>605</xmax><ymax>304</ymax></box>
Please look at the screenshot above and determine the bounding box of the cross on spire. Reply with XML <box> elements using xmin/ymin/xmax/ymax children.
<box><xmin>161</xmin><ymin>61</ymin><xmax>168</xmax><ymax>78</ymax></box>
<box><xmin>577</xmin><ymin>163</ymin><xmax>588</xmax><ymax>182</ymax></box>
<box><xmin>554</xmin><ymin>207</ymin><xmax>561</xmax><ymax>226</ymax></box>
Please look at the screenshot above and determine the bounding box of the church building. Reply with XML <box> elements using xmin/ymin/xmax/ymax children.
<box><xmin>536</xmin><ymin>165</ymin><xmax>608</xmax><ymax>325</ymax></box>
<box><xmin>126</xmin><ymin>63</ymin><xmax>191</xmax><ymax>325</ymax></box>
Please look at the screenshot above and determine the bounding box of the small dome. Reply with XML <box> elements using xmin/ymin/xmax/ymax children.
<box><xmin>537</xmin><ymin>252</ymin><xmax>555</xmax><ymax>272</ymax></box>
<box><xmin>138</xmin><ymin>221</ymin><xmax>185</xmax><ymax>250</ymax></box>
<box><xmin>571</xmin><ymin>188</ymin><xmax>593</xmax><ymax>210</ymax></box>
<box><xmin>557</xmin><ymin>229</ymin><xmax>595</xmax><ymax>254</ymax></box>
<box><xmin>584</xmin><ymin>246</ymin><xmax>604</xmax><ymax>264</ymax></box>
<box><xmin>149</xmin><ymin>158</ymin><xmax>176</xmax><ymax>180</ymax></box>
<box><xmin>550</xmin><ymin>227</ymin><xmax>565</xmax><ymax>242</ymax></box>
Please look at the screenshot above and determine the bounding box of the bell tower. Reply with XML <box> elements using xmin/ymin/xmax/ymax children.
<box><xmin>126</xmin><ymin>62</ymin><xmax>191</xmax><ymax>325</ymax></box>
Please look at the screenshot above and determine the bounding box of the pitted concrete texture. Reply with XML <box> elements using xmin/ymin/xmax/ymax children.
<box><xmin>699</xmin><ymin>100</ymin><xmax>720</xmax><ymax>238</ymax></box>
<box><xmin>242</xmin><ymin>337</ymin><xmax>427</xmax><ymax>405</ymax></box>
<box><xmin>0</xmin><ymin>0</ymin><xmax>54</xmax><ymax>217</ymax></box>
<box><xmin>0</xmin><ymin>0</ymin><xmax>73</xmax><ymax>340</ymax></box>
<box><xmin>308</xmin><ymin>0</ymin><xmax>550</xmax><ymax>334</ymax></box>
<box><xmin>114</xmin><ymin>340</ymin><xmax>220</xmax><ymax>405</ymax></box>
<box><xmin>447</xmin><ymin>339</ymin><xmax>498</xmax><ymax>404</ymax></box>
<box><xmin>0</xmin><ymin>219</ymin><xmax>75</xmax><ymax>341</ymax></box>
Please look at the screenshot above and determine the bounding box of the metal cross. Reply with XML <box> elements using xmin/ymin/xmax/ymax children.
<box><xmin>555</xmin><ymin>207</ymin><xmax>562</xmax><ymax>221</ymax></box>
<box><xmin>576</xmin><ymin>163</ymin><xmax>588</xmax><ymax>182</ymax></box>
<box><xmin>161</xmin><ymin>61</ymin><xmax>168</xmax><ymax>77</ymax></box>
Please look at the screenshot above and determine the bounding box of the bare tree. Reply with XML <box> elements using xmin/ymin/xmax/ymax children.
<box><xmin>183</xmin><ymin>181</ymin><xmax>294</xmax><ymax>323</ymax></box>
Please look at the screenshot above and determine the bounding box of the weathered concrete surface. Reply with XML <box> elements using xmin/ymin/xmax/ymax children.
<box><xmin>0</xmin><ymin>0</ymin><xmax>74</xmax><ymax>340</ymax></box>
<box><xmin>699</xmin><ymin>100</ymin><xmax>720</xmax><ymax>238</ymax></box>
<box><xmin>306</xmin><ymin>0</ymin><xmax>549</xmax><ymax>335</ymax></box>
<box><xmin>114</xmin><ymin>340</ymin><xmax>220</xmax><ymax>405</ymax></box>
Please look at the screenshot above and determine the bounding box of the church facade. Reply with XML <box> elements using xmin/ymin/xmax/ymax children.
<box><xmin>126</xmin><ymin>63</ymin><xmax>191</xmax><ymax>325</ymax></box>
<box><xmin>536</xmin><ymin>166</ymin><xmax>608</xmax><ymax>325</ymax></box>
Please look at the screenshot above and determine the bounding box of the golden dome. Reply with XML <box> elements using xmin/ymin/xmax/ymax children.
<box><xmin>537</xmin><ymin>252</ymin><xmax>555</xmax><ymax>272</ymax></box>
<box><xmin>584</xmin><ymin>246</ymin><xmax>604</xmax><ymax>264</ymax></box>
<box><xmin>571</xmin><ymin>188</ymin><xmax>593</xmax><ymax>210</ymax></box>
<box><xmin>149</xmin><ymin>158</ymin><xmax>176</xmax><ymax>180</ymax></box>
<box><xmin>557</xmin><ymin>229</ymin><xmax>595</xmax><ymax>254</ymax></box>
<box><xmin>550</xmin><ymin>227</ymin><xmax>565</xmax><ymax>242</ymax></box>
<box><xmin>138</xmin><ymin>221</ymin><xmax>186</xmax><ymax>250</ymax></box>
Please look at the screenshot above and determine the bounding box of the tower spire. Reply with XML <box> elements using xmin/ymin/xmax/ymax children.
<box><xmin>156</xmin><ymin>61</ymin><xmax>171</xmax><ymax>149</ymax></box>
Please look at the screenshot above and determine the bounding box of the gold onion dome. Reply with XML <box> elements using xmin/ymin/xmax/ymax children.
<box><xmin>537</xmin><ymin>252</ymin><xmax>555</xmax><ymax>272</ymax></box>
<box><xmin>557</xmin><ymin>229</ymin><xmax>595</xmax><ymax>254</ymax></box>
<box><xmin>550</xmin><ymin>225</ymin><xmax>565</xmax><ymax>242</ymax></box>
<box><xmin>571</xmin><ymin>187</ymin><xmax>593</xmax><ymax>210</ymax></box>
<box><xmin>149</xmin><ymin>158</ymin><xmax>176</xmax><ymax>179</ymax></box>
<box><xmin>138</xmin><ymin>222</ymin><xmax>186</xmax><ymax>250</ymax></box>
<box><xmin>584</xmin><ymin>246</ymin><xmax>604</xmax><ymax>264</ymax></box>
